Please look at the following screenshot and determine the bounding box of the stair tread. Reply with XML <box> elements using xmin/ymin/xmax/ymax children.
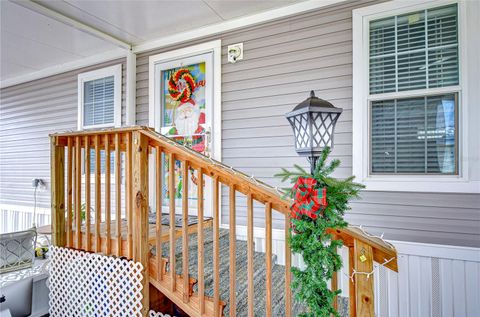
<box><xmin>151</xmin><ymin>228</ymin><xmax>348</xmax><ymax>316</ymax></box>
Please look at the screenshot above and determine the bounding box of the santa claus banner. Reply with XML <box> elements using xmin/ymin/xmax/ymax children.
<box><xmin>161</xmin><ymin>62</ymin><xmax>207</xmax><ymax>204</ymax></box>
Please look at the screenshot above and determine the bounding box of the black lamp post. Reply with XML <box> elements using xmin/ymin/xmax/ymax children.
<box><xmin>286</xmin><ymin>90</ymin><xmax>343</xmax><ymax>174</ymax></box>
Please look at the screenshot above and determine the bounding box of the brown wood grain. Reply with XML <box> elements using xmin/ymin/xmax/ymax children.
<box><xmin>94</xmin><ymin>135</ymin><xmax>101</xmax><ymax>252</ymax></box>
<box><xmin>50</xmin><ymin>138</ymin><xmax>65</xmax><ymax>247</ymax></box>
<box><xmin>265</xmin><ymin>202</ymin><xmax>273</xmax><ymax>317</ymax></box>
<box><xmin>66</xmin><ymin>137</ymin><xmax>73</xmax><ymax>247</ymax></box>
<box><xmin>197</xmin><ymin>168</ymin><xmax>205</xmax><ymax>314</ymax></box>
<box><xmin>105</xmin><ymin>134</ymin><xmax>111</xmax><ymax>255</ymax></box>
<box><xmin>229</xmin><ymin>185</ymin><xmax>237</xmax><ymax>317</ymax></box>
<box><xmin>354</xmin><ymin>239</ymin><xmax>375</xmax><ymax>317</ymax></box>
<box><xmin>85</xmin><ymin>135</ymin><xmax>91</xmax><ymax>251</ymax></box>
<box><xmin>169</xmin><ymin>152</ymin><xmax>176</xmax><ymax>292</ymax></box>
<box><xmin>181</xmin><ymin>160</ymin><xmax>190</xmax><ymax>303</ymax></box>
<box><xmin>213</xmin><ymin>176</ymin><xmax>220</xmax><ymax>317</ymax></box>
<box><xmin>247</xmin><ymin>193</ymin><xmax>254</xmax><ymax>317</ymax></box>
<box><xmin>156</xmin><ymin>146</ymin><xmax>163</xmax><ymax>280</ymax></box>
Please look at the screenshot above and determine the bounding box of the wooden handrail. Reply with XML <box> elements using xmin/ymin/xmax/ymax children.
<box><xmin>50</xmin><ymin>126</ymin><xmax>398</xmax><ymax>317</ymax></box>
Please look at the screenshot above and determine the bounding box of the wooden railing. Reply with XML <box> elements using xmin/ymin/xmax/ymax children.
<box><xmin>50</xmin><ymin>126</ymin><xmax>398</xmax><ymax>317</ymax></box>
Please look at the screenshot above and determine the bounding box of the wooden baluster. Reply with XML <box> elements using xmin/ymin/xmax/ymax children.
<box><xmin>155</xmin><ymin>146</ymin><xmax>163</xmax><ymax>280</ymax></box>
<box><xmin>132</xmin><ymin>131</ymin><xmax>150</xmax><ymax>317</ymax></box>
<box><xmin>213</xmin><ymin>177</ymin><xmax>220</xmax><ymax>317</ymax></box>
<box><xmin>332</xmin><ymin>246</ymin><xmax>339</xmax><ymax>312</ymax></box>
<box><xmin>197</xmin><ymin>168</ymin><xmax>205</xmax><ymax>314</ymax></box>
<box><xmin>349</xmin><ymin>246</ymin><xmax>356</xmax><ymax>317</ymax></box>
<box><xmin>229</xmin><ymin>185</ymin><xmax>237</xmax><ymax>317</ymax></box>
<box><xmin>354</xmin><ymin>239</ymin><xmax>374</xmax><ymax>317</ymax></box>
<box><xmin>50</xmin><ymin>137</ymin><xmax>65</xmax><ymax>247</ymax></box>
<box><xmin>66</xmin><ymin>137</ymin><xmax>73</xmax><ymax>247</ymax></box>
<box><xmin>85</xmin><ymin>136</ymin><xmax>91</xmax><ymax>251</ymax></box>
<box><xmin>247</xmin><ymin>193</ymin><xmax>254</xmax><ymax>317</ymax></box>
<box><xmin>126</xmin><ymin>132</ymin><xmax>133</xmax><ymax>258</ymax></box>
<box><xmin>285</xmin><ymin>214</ymin><xmax>292</xmax><ymax>317</ymax></box>
<box><xmin>168</xmin><ymin>152</ymin><xmax>176</xmax><ymax>292</ymax></box>
<box><xmin>181</xmin><ymin>161</ymin><xmax>189</xmax><ymax>303</ymax></box>
<box><xmin>105</xmin><ymin>134</ymin><xmax>111</xmax><ymax>255</ymax></box>
<box><xmin>75</xmin><ymin>136</ymin><xmax>81</xmax><ymax>249</ymax></box>
<box><xmin>115</xmin><ymin>134</ymin><xmax>121</xmax><ymax>256</ymax></box>
<box><xmin>95</xmin><ymin>135</ymin><xmax>101</xmax><ymax>253</ymax></box>
<box><xmin>265</xmin><ymin>202</ymin><xmax>273</xmax><ymax>317</ymax></box>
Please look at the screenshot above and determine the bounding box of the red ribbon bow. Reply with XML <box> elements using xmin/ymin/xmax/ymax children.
<box><xmin>290</xmin><ymin>177</ymin><xmax>327</xmax><ymax>220</ymax></box>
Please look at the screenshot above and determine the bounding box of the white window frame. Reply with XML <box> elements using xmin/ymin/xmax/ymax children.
<box><xmin>352</xmin><ymin>0</ymin><xmax>479</xmax><ymax>193</ymax></box>
<box><xmin>77</xmin><ymin>64</ymin><xmax>122</xmax><ymax>130</ymax></box>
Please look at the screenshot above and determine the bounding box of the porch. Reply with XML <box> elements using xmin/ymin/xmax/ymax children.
<box><xmin>49</xmin><ymin>126</ymin><xmax>398</xmax><ymax>316</ymax></box>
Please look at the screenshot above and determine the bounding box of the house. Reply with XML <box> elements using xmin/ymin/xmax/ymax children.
<box><xmin>0</xmin><ymin>0</ymin><xmax>479</xmax><ymax>316</ymax></box>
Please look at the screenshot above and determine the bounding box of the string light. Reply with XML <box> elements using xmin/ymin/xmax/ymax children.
<box><xmin>350</xmin><ymin>225</ymin><xmax>395</xmax><ymax>250</ymax></box>
<box><xmin>345</xmin><ymin>257</ymin><xmax>396</xmax><ymax>284</ymax></box>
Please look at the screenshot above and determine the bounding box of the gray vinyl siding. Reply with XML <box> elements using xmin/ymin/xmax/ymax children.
<box><xmin>0</xmin><ymin>59</ymin><xmax>126</xmax><ymax>211</ymax></box>
<box><xmin>135</xmin><ymin>0</ymin><xmax>480</xmax><ymax>247</ymax></box>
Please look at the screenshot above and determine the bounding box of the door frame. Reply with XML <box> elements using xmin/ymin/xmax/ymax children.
<box><xmin>148</xmin><ymin>40</ymin><xmax>222</xmax><ymax>161</ymax></box>
<box><xmin>148</xmin><ymin>40</ymin><xmax>222</xmax><ymax>217</ymax></box>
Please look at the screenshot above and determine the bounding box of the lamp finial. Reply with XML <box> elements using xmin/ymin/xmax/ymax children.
<box><xmin>310</xmin><ymin>90</ymin><xmax>315</xmax><ymax>98</ymax></box>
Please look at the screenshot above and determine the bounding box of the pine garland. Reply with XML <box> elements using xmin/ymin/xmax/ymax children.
<box><xmin>275</xmin><ymin>148</ymin><xmax>364</xmax><ymax>316</ymax></box>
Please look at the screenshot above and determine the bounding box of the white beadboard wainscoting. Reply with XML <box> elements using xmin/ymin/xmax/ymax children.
<box><xmin>0</xmin><ymin>204</ymin><xmax>51</xmax><ymax>233</ymax></box>
<box><xmin>231</xmin><ymin>225</ymin><xmax>480</xmax><ymax>317</ymax></box>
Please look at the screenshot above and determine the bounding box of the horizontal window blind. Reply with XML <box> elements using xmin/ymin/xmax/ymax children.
<box><xmin>369</xmin><ymin>4</ymin><xmax>458</xmax><ymax>94</ymax></box>
<box><xmin>83</xmin><ymin>76</ymin><xmax>115</xmax><ymax>126</ymax></box>
<box><xmin>371</xmin><ymin>94</ymin><xmax>456</xmax><ymax>174</ymax></box>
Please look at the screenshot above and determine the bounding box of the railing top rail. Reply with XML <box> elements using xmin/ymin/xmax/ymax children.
<box><xmin>50</xmin><ymin>126</ymin><xmax>398</xmax><ymax>271</ymax></box>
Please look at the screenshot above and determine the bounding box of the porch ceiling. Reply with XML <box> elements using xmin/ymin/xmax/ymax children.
<box><xmin>0</xmin><ymin>0</ymin><xmax>303</xmax><ymax>86</ymax></box>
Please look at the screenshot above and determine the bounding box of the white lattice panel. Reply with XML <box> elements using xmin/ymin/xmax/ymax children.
<box><xmin>49</xmin><ymin>246</ymin><xmax>144</xmax><ymax>317</ymax></box>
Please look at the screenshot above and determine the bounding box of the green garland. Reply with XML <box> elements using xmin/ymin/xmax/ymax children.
<box><xmin>275</xmin><ymin>148</ymin><xmax>364</xmax><ymax>316</ymax></box>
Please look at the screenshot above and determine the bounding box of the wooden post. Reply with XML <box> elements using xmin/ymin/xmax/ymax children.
<box><xmin>132</xmin><ymin>131</ymin><xmax>150</xmax><ymax>316</ymax></box>
<box><xmin>354</xmin><ymin>239</ymin><xmax>375</xmax><ymax>317</ymax></box>
<box><xmin>50</xmin><ymin>137</ymin><xmax>66</xmax><ymax>247</ymax></box>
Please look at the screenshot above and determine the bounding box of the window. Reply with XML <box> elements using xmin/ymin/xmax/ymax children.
<box><xmin>78</xmin><ymin>64</ymin><xmax>122</xmax><ymax>173</ymax></box>
<box><xmin>353</xmin><ymin>1</ymin><xmax>478</xmax><ymax>193</ymax></box>
<box><xmin>369</xmin><ymin>4</ymin><xmax>459</xmax><ymax>175</ymax></box>
<box><xmin>78</xmin><ymin>64</ymin><xmax>122</xmax><ymax>130</ymax></box>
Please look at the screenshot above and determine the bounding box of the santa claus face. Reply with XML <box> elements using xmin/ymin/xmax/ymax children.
<box><xmin>174</xmin><ymin>103</ymin><xmax>200</xmax><ymax>136</ymax></box>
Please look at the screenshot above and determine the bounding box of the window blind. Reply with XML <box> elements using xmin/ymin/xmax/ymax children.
<box><xmin>369</xmin><ymin>4</ymin><xmax>458</xmax><ymax>94</ymax></box>
<box><xmin>83</xmin><ymin>76</ymin><xmax>115</xmax><ymax>126</ymax></box>
<box><xmin>371</xmin><ymin>94</ymin><xmax>456</xmax><ymax>174</ymax></box>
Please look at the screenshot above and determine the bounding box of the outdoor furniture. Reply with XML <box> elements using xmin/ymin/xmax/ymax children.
<box><xmin>0</xmin><ymin>229</ymin><xmax>36</xmax><ymax>273</ymax></box>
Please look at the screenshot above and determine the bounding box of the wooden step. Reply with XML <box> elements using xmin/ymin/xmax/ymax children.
<box><xmin>149</xmin><ymin>256</ymin><xmax>226</xmax><ymax>316</ymax></box>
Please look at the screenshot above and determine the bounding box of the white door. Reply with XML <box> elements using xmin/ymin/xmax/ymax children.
<box><xmin>151</xmin><ymin>50</ymin><xmax>217</xmax><ymax>217</ymax></box>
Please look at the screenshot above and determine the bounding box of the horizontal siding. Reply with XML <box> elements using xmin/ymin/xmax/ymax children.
<box><xmin>0</xmin><ymin>59</ymin><xmax>126</xmax><ymax>210</ymax></box>
<box><xmin>135</xmin><ymin>0</ymin><xmax>479</xmax><ymax>247</ymax></box>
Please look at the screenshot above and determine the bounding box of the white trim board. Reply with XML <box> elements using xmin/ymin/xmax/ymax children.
<box><xmin>352</xmin><ymin>0</ymin><xmax>480</xmax><ymax>193</ymax></box>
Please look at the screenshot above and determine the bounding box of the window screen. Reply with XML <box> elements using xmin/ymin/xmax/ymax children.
<box><xmin>83</xmin><ymin>76</ymin><xmax>115</xmax><ymax>126</ymax></box>
<box><xmin>371</xmin><ymin>94</ymin><xmax>456</xmax><ymax>174</ymax></box>
<box><xmin>369</xmin><ymin>4</ymin><xmax>458</xmax><ymax>94</ymax></box>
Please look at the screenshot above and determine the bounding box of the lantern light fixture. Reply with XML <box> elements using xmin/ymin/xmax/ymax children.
<box><xmin>285</xmin><ymin>90</ymin><xmax>343</xmax><ymax>174</ymax></box>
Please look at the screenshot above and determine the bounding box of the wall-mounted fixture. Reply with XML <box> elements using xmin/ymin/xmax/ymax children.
<box><xmin>227</xmin><ymin>43</ymin><xmax>243</xmax><ymax>63</ymax></box>
<box><xmin>285</xmin><ymin>90</ymin><xmax>343</xmax><ymax>174</ymax></box>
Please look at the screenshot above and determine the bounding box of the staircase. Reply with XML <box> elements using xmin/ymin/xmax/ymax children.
<box><xmin>50</xmin><ymin>126</ymin><xmax>398</xmax><ymax>316</ymax></box>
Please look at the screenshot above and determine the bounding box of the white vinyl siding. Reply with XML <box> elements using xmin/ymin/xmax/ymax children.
<box><xmin>368</xmin><ymin>4</ymin><xmax>459</xmax><ymax>175</ymax></box>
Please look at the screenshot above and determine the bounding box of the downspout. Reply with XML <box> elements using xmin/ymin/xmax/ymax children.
<box><xmin>126</xmin><ymin>50</ymin><xmax>137</xmax><ymax>126</ymax></box>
